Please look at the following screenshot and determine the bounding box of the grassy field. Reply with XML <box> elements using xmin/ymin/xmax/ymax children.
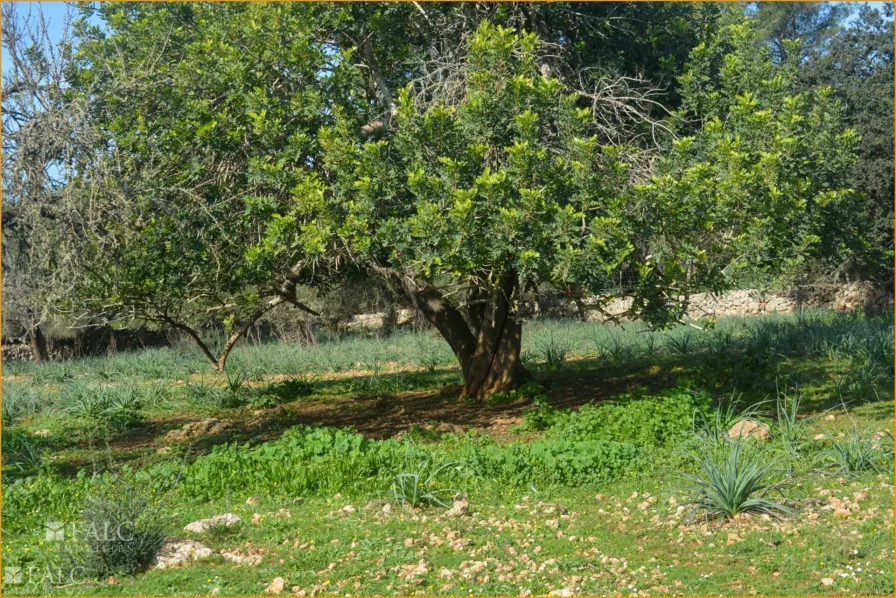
<box><xmin>1</xmin><ymin>309</ymin><xmax>893</xmax><ymax>596</ymax></box>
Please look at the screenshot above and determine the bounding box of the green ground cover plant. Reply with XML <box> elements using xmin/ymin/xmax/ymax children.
<box><xmin>1</xmin><ymin>310</ymin><xmax>893</xmax><ymax>595</ymax></box>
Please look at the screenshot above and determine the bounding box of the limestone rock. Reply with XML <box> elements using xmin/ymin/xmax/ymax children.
<box><xmin>265</xmin><ymin>577</ymin><xmax>286</xmax><ymax>595</ymax></box>
<box><xmin>445</xmin><ymin>499</ymin><xmax>469</xmax><ymax>518</ymax></box>
<box><xmin>184</xmin><ymin>513</ymin><xmax>241</xmax><ymax>533</ymax></box>
<box><xmin>151</xmin><ymin>538</ymin><xmax>214</xmax><ymax>569</ymax></box>
<box><xmin>728</xmin><ymin>419</ymin><xmax>771</xmax><ymax>441</ymax></box>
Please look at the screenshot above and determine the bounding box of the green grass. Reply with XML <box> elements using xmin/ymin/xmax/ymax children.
<box><xmin>1</xmin><ymin>309</ymin><xmax>893</xmax><ymax>595</ymax></box>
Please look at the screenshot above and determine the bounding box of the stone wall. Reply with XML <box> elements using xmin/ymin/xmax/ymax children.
<box><xmin>344</xmin><ymin>282</ymin><xmax>891</xmax><ymax>329</ymax></box>
<box><xmin>575</xmin><ymin>282</ymin><xmax>892</xmax><ymax>322</ymax></box>
<box><xmin>4</xmin><ymin>283</ymin><xmax>890</xmax><ymax>361</ymax></box>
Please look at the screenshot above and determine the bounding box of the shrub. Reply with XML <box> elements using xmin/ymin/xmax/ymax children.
<box><xmin>64</xmin><ymin>478</ymin><xmax>169</xmax><ymax>577</ymax></box>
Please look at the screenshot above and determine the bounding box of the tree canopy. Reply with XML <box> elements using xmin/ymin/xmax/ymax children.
<box><xmin>2</xmin><ymin>2</ymin><xmax>885</xmax><ymax>396</ymax></box>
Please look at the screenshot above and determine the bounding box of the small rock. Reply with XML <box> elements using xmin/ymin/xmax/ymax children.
<box><xmin>545</xmin><ymin>519</ymin><xmax>560</xmax><ymax>529</ymax></box>
<box><xmin>726</xmin><ymin>533</ymin><xmax>742</xmax><ymax>545</ymax></box>
<box><xmin>342</xmin><ymin>505</ymin><xmax>356</xmax><ymax>514</ymax></box>
<box><xmin>33</xmin><ymin>429</ymin><xmax>51</xmax><ymax>437</ymax></box>
<box><xmin>156</xmin><ymin>447</ymin><xmax>172</xmax><ymax>455</ymax></box>
<box><xmin>825</xmin><ymin>415</ymin><xmax>836</xmax><ymax>422</ymax></box>
<box><xmin>251</xmin><ymin>513</ymin><xmax>262</xmax><ymax>525</ymax></box>
<box><xmin>549</xmin><ymin>588</ymin><xmax>573</xmax><ymax>597</ymax></box>
<box><xmin>728</xmin><ymin>419</ymin><xmax>771</xmax><ymax>441</ymax></box>
<box><xmin>265</xmin><ymin>577</ymin><xmax>286</xmax><ymax>595</ymax></box>
<box><xmin>221</xmin><ymin>551</ymin><xmax>263</xmax><ymax>566</ymax></box>
<box><xmin>445</xmin><ymin>499</ymin><xmax>469</xmax><ymax>518</ymax></box>
<box><xmin>151</xmin><ymin>538</ymin><xmax>215</xmax><ymax>569</ymax></box>
<box><xmin>813</xmin><ymin>434</ymin><xmax>826</xmax><ymax>441</ymax></box>
<box><xmin>833</xmin><ymin>508</ymin><xmax>851</xmax><ymax>519</ymax></box>
<box><xmin>184</xmin><ymin>513</ymin><xmax>241</xmax><ymax>533</ymax></box>
<box><xmin>246</xmin><ymin>496</ymin><xmax>261</xmax><ymax>506</ymax></box>
<box><xmin>821</xmin><ymin>578</ymin><xmax>835</xmax><ymax>586</ymax></box>
<box><xmin>211</xmin><ymin>588</ymin><xmax>221</xmax><ymax>596</ymax></box>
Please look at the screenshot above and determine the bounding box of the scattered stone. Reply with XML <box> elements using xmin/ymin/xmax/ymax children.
<box><xmin>728</xmin><ymin>419</ymin><xmax>771</xmax><ymax>441</ymax></box>
<box><xmin>156</xmin><ymin>446</ymin><xmax>172</xmax><ymax>455</ymax></box>
<box><xmin>825</xmin><ymin>414</ymin><xmax>837</xmax><ymax>422</ymax></box>
<box><xmin>252</xmin><ymin>513</ymin><xmax>262</xmax><ymax>525</ymax></box>
<box><xmin>398</xmin><ymin>559</ymin><xmax>429</xmax><ymax>579</ymax></box>
<box><xmin>184</xmin><ymin>513</ymin><xmax>241</xmax><ymax>533</ymax></box>
<box><xmin>265</xmin><ymin>577</ymin><xmax>286</xmax><ymax>595</ymax></box>
<box><xmin>549</xmin><ymin>588</ymin><xmax>573</xmax><ymax>597</ymax></box>
<box><xmin>821</xmin><ymin>578</ymin><xmax>835</xmax><ymax>586</ymax></box>
<box><xmin>211</xmin><ymin>587</ymin><xmax>221</xmax><ymax>596</ymax></box>
<box><xmin>151</xmin><ymin>538</ymin><xmax>215</xmax><ymax>569</ymax></box>
<box><xmin>221</xmin><ymin>551</ymin><xmax>263</xmax><ymax>566</ymax></box>
<box><xmin>545</xmin><ymin>519</ymin><xmax>560</xmax><ymax>529</ymax></box>
<box><xmin>342</xmin><ymin>505</ymin><xmax>356</xmax><ymax>514</ymax></box>
<box><xmin>727</xmin><ymin>533</ymin><xmax>743</xmax><ymax>546</ymax></box>
<box><xmin>446</xmin><ymin>499</ymin><xmax>470</xmax><ymax>518</ymax></box>
<box><xmin>33</xmin><ymin>429</ymin><xmax>51</xmax><ymax>437</ymax></box>
<box><xmin>833</xmin><ymin>508</ymin><xmax>851</xmax><ymax>519</ymax></box>
<box><xmin>246</xmin><ymin>496</ymin><xmax>261</xmax><ymax>506</ymax></box>
<box><xmin>813</xmin><ymin>434</ymin><xmax>827</xmax><ymax>441</ymax></box>
<box><xmin>165</xmin><ymin>418</ymin><xmax>230</xmax><ymax>441</ymax></box>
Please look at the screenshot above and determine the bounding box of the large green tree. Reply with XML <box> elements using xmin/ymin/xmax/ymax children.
<box><xmin>799</xmin><ymin>3</ymin><xmax>894</xmax><ymax>281</ymax></box>
<box><xmin>6</xmin><ymin>4</ymin><xmax>867</xmax><ymax>393</ymax></box>
<box><xmin>39</xmin><ymin>1</ymin><xmax>717</xmax><ymax>370</ymax></box>
<box><xmin>267</xmin><ymin>21</ymin><xmax>865</xmax><ymax>398</ymax></box>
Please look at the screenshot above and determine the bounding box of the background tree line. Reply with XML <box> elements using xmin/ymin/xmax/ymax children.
<box><xmin>2</xmin><ymin>2</ymin><xmax>892</xmax><ymax>397</ymax></box>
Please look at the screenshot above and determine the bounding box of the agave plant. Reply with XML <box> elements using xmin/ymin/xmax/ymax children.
<box><xmin>826</xmin><ymin>432</ymin><xmax>892</xmax><ymax>475</ymax></box>
<box><xmin>680</xmin><ymin>441</ymin><xmax>794</xmax><ymax>520</ymax></box>
<box><xmin>388</xmin><ymin>444</ymin><xmax>463</xmax><ymax>508</ymax></box>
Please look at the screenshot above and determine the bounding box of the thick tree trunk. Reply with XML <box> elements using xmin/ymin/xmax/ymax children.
<box><xmin>25</xmin><ymin>309</ymin><xmax>50</xmax><ymax>363</ymax></box>
<box><xmin>459</xmin><ymin>275</ymin><xmax>525</xmax><ymax>400</ymax></box>
<box><xmin>27</xmin><ymin>324</ymin><xmax>50</xmax><ymax>363</ymax></box>
<box><xmin>376</xmin><ymin>266</ymin><xmax>526</xmax><ymax>400</ymax></box>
